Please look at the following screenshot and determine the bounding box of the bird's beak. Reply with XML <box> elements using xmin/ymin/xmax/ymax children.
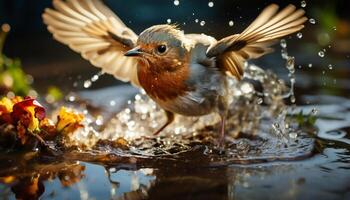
<box><xmin>124</xmin><ymin>47</ymin><xmax>143</xmax><ymax>57</ymax></box>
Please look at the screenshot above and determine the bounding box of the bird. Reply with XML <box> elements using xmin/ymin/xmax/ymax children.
<box><xmin>43</xmin><ymin>0</ymin><xmax>307</xmax><ymax>143</ymax></box>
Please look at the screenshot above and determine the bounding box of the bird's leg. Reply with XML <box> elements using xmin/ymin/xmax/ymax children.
<box><xmin>217</xmin><ymin>93</ymin><xmax>229</xmax><ymax>147</ymax></box>
<box><xmin>153</xmin><ymin>110</ymin><xmax>174</xmax><ymax>135</ymax></box>
<box><xmin>219</xmin><ymin>114</ymin><xmax>226</xmax><ymax>147</ymax></box>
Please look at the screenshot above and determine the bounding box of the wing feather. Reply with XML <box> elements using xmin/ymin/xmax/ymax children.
<box><xmin>207</xmin><ymin>4</ymin><xmax>307</xmax><ymax>80</ymax></box>
<box><xmin>43</xmin><ymin>0</ymin><xmax>140</xmax><ymax>86</ymax></box>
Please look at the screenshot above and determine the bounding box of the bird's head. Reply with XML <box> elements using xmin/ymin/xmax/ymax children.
<box><xmin>125</xmin><ymin>24</ymin><xmax>189</xmax><ymax>72</ymax></box>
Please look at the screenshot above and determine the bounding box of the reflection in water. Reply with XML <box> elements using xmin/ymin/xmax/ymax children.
<box><xmin>0</xmin><ymin>153</ymin><xmax>85</xmax><ymax>200</ymax></box>
<box><xmin>10</xmin><ymin>175</ymin><xmax>44</xmax><ymax>200</ymax></box>
<box><xmin>1</xmin><ymin>145</ymin><xmax>349</xmax><ymax>200</ymax></box>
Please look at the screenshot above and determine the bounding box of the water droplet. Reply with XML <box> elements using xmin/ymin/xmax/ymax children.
<box><xmin>318</xmin><ymin>50</ymin><xmax>325</xmax><ymax>57</ymax></box>
<box><xmin>84</xmin><ymin>80</ymin><xmax>92</xmax><ymax>88</ymax></box>
<box><xmin>308</xmin><ymin>63</ymin><xmax>313</xmax><ymax>68</ymax></box>
<box><xmin>229</xmin><ymin>20</ymin><xmax>234</xmax><ymax>26</ymax></box>
<box><xmin>208</xmin><ymin>1</ymin><xmax>214</xmax><ymax>7</ymax></box>
<box><xmin>240</xmin><ymin>82</ymin><xmax>254</xmax><ymax>94</ymax></box>
<box><xmin>296</xmin><ymin>32</ymin><xmax>303</xmax><ymax>39</ymax></box>
<box><xmin>333</xmin><ymin>26</ymin><xmax>337</xmax><ymax>31</ymax></box>
<box><xmin>91</xmin><ymin>74</ymin><xmax>99</xmax><ymax>82</ymax></box>
<box><xmin>167</xmin><ymin>19</ymin><xmax>172</xmax><ymax>24</ymax></box>
<box><xmin>290</xmin><ymin>95</ymin><xmax>296</xmax><ymax>103</ymax></box>
<box><xmin>110</xmin><ymin>100</ymin><xmax>116</xmax><ymax>106</ymax></box>
<box><xmin>300</xmin><ymin>0</ymin><xmax>306</xmax><ymax>7</ymax></box>
<box><xmin>272</xmin><ymin>122</ymin><xmax>280</xmax><ymax>129</ymax></box>
<box><xmin>280</xmin><ymin>39</ymin><xmax>287</xmax><ymax>48</ymax></box>
<box><xmin>289</xmin><ymin>132</ymin><xmax>298</xmax><ymax>139</ymax></box>
<box><xmin>96</xmin><ymin>115</ymin><xmax>104</xmax><ymax>126</ymax></box>
<box><xmin>309</xmin><ymin>18</ymin><xmax>316</xmax><ymax>24</ymax></box>
<box><xmin>286</xmin><ymin>57</ymin><xmax>295</xmax><ymax>71</ymax></box>
<box><xmin>328</xmin><ymin>64</ymin><xmax>333</xmax><ymax>70</ymax></box>
<box><xmin>195</xmin><ymin>19</ymin><xmax>199</xmax><ymax>23</ymax></box>
<box><xmin>200</xmin><ymin>20</ymin><xmax>206</xmax><ymax>26</ymax></box>
<box><xmin>281</xmin><ymin>49</ymin><xmax>288</xmax><ymax>59</ymax></box>
<box><xmin>174</xmin><ymin>0</ymin><xmax>179</xmax><ymax>6</ymax></box>
<box><xmin>257</xmin><ymin>98</ymin><xmax>263</xmax><ymax>104</ymax></box>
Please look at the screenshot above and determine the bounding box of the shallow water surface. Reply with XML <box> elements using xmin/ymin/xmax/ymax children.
<box><xmin>0</xmin><ymin>87</ymin><xmax>349</xmax><ymax>199</ymax></box>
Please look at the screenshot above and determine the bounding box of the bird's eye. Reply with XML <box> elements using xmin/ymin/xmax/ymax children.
<box><xmin>156</xmin><ymin>45</ymin><xmax>167</xmax><ymax>54</ymax></box>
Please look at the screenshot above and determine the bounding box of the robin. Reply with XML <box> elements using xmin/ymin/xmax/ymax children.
<box><xmin>43</xmin><ymin>0</ymin><xmax>307</xmax><ymax>142</ymax></box>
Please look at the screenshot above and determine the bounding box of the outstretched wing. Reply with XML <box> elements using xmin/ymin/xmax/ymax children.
<box><xmin>43</xmin><ymin>0</ymin><xmax>140</xmax><ymax>86</ymax></box>
<box><xmin>206</xmin><ymin>4</ymin><xmax>307</xmax><ymax>80</ymax></box>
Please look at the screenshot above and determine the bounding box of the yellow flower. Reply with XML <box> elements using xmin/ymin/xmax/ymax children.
<box><xmin>0</xmin><ymin>97</ymin><xmax>13</xmax><ymax>114</ymax></box>
<box><xmin>0</xmin><ymin>96</ymin><xmax>24</xmax><ymax>125</ymax></box>
<box><xmin>56</xmin><ymin>107</ymin><xmax>84</xmax><ymax>135</ymax></box>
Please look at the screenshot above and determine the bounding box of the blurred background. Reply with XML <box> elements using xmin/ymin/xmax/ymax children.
<box><xmin>0</xmin><ymin>0</ymin><xmax>349</xmax><ymax>99</ymax></box>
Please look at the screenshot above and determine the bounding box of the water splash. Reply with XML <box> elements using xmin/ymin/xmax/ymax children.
<box><xmin>280</xmin><ymin>39</ymin><xmax>296</xmax><ymax>104</ymax></box>
<box><xmin>61</xmin><ymin>61</ymin><xmax>313</xmax><ymax>164</ymax></box>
